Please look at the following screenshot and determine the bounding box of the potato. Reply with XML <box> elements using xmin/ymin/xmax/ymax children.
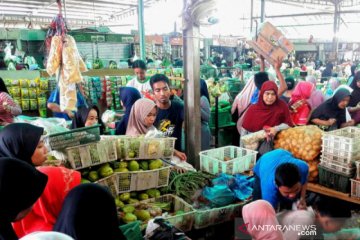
<box><xmin>274</xmin><ymin>126</ymin><xmax>323</xmax><ymax>162</ymax></box>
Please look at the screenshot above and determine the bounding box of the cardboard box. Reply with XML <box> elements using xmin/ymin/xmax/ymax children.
<box><xmin>248</xmin><ymin>22</ymin><xmax>294</xmax><ymax>65</ymax></box>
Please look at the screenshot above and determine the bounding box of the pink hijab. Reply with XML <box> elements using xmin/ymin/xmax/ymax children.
<box><xmin>242</xmin><ymin>200</ymin><xmax>284</xmax><ymax>240</ymax></box>
<box><xmin>306</xmin><ymin>75</ymin><xmax>324</xmax><ymax>109</ymax></box>
<box><xmin>126</xmin><ymin>98</ymin><xmax>157</xmax><ymax>136</ymax></box>
<box><xmin>290</xmin><ymin>81</ymin><xmax>314</xmax><ymax>103</ymax></box>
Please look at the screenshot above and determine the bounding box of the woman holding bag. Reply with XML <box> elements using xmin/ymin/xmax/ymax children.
<box><xmin>289</xmin><ymin>81</ymin><xmax>314</xmax><ymax>126</ymax></box>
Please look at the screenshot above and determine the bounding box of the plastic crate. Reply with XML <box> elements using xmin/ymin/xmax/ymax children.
<box><xmin>119</xmin><ymin>221</ymin><xmax>143</xmax><ymax>240</ymax></box>
<box><xmin>321</xmin><ymin>148</ymin><xmax>360</xmax><ymax>163</ymax></box>
<box><xmin>101</xmin><ymin>136</ymin><xmax>176</xmax><ymax>160</ymax></box>
<box><xmin>194</xmin><ymin>201</ymin><xmax>245</xmax><ymax>229</ymax></box>
<box><xmin>96</xmin><ymin>174</ymin><xmax>118</xmax><ymax>197</ymax></box>
<box><xmin>65</xmin><ymin>140</ymin><xmax>117</xmax><ymax>170</ymax></box>
<box><xmin>116</xmin><ymin>164</ymin><xmax>171</xmax><ymax>193</ymax></box>
<box><xmin>45</xmin><ymin>125</ymin><xmax>101</xmax><ymax>151</ymax></box>
<box><xmin>128</xmin><ymin>194</ymin><xmax>195</xmax><ymax>232</ymax></box>
<box><xmin>320</xmin><ymin>151</ymin><xmax>359</xmax><ymax>167</ymax></box>
<box><xmin>320</xmin><ymin>156</ymin><xmax>355</xmax><ymax>175</ymax></box>
<box><xmin>350</xmin><ymin>179</ymin><xmax>360</xmax><ymax>199</ymax></box>
<box><xmin>318</xmin><ymin>164</ymin><xmax>353</xmax><ymax>193</ymax></box>
<box><xmin>209</xmin><ymin>107</ymin><xmax>232</xmax><ymax>128</ymax></box>
<box><xmin>322</xmin><ymin>127</ymin><xmax>360</xmax><ymax>153</ymax></box>
<box><xmin>199</xmin><ymin>146</ymin><xmax>257</xmax><ymax>175</ymax></box>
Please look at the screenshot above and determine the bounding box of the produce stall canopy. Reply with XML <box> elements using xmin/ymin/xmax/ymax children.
<box><xmin>1</xmin><ymin>0</ymin><xmax>360</xmax><ymax>40</ymax></box>
<box><xmin>0</xmin><ymin>0</ymin><xmax>159</xmax><ymax>29</ymax></box>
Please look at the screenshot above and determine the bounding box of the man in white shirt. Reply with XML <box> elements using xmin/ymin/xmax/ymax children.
<box><xmin>126</xmin><ymin>60</ymin><xmax>152</xmax><ymax>98</ymax></box>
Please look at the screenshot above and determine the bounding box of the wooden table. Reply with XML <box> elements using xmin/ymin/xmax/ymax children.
<box><xmin>307</xmin><ymin>183</ymin><xmax>360</xmax><ymax>205</ymax></box>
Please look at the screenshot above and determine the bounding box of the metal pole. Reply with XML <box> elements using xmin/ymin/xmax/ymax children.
<box><xmin>333</xmin><ymin>1</ymin><xmax>340</xmax><ymax>63</ymax></box>
<box><xmin>183</xmin><ymin>1</ymin><xmax>201</xmax><ymax>169</ymax></box>
<box><xmin>260</xmin><ymin>0</ymin><xmax>265</xmax><ymax>23</ymax></box>
<box><xmin>138</xmin><ymin>0</ymin><xmax>146</xmax><ymax>60</ymax></box>
<box><xmin>250</xmin><ymin>0</ymin><xmax>254</xmax><ymax>33</ymax></box>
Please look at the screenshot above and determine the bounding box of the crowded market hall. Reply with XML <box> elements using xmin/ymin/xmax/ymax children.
<box><xmin>0</xmin><ymin>0</ymin><xmax>360</xmax><ymax>239</ymax></box>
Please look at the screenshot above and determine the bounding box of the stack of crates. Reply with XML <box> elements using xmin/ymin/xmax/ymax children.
<box><xmin>319</xmin><ymin>127</ymin><xmax>360</xmax><ymax>193</ymax></box>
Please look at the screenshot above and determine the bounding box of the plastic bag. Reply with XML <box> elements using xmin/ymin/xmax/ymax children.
<box><xmin>211</xmin><ymin>173</ymin><xmax>234</xmax><ymax>186</ymax></box>
<box><xmin>232</xmin><ymin>174</ymin><xmax>254</xmax><ymax>200</ymax></box>
<box><xmin>101</xmin><ymin>110</ymin><xmax>116</xmax><ymax>125</ymax></box>
<box><xmin>46</xmin><ymin>36</ymin><xmax>62</xmax><ymax>76</ymax></box>
<box><xmin>202</xmin><ymin>184</ymin><xmax>235</xmax><ymax>207</ymax></box>
<box><xmin>241</xmin><ymin>130</ymin><xmax>265</xmax><ymax>150</ymax></box>
<box><xmin>170</xmin><ymin>156</ymin><xmax>196</xmax><ymax>172</ymax></box>
<box><xmin>62</xmin><ymin>35</ymin><xmax>86</xmax><ymax>84</ymax></box>
<box><xmin>145</xmin><ymin>128</ymin><xmax>164</xmax><ymax>138</ymax></box>
<box><xmin>257</xmin><ymin>138</ymin><xmax>274</xmax><ymax>157</ymax></box>
<box><xmin>145</xmin><ymin>218</ymin><xmax>188</xmax><ymax>240</ymax></box>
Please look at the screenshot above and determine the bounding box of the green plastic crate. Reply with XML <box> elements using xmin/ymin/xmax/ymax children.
<box><xmin>318</xmin><ymin>164</ymin><xmax>353</xmax><ymax>193</ymax></box>
<box><xmin>210</xmin><ymin>107</ymin><xmax>232</xmax><ymax>128</ymax></box>
<box><xmin>119</xmin><ymin>221</ymin><xmax>143</xmax><ymax>240</ymax></box>
<box><xmin>199</xmin><ymin>146</ymin><xmax>257</xmax><ymax>175</ymax></box>
<box><xmin>194</xmin><ymin>201</ymin><xmax>246</xmax><ymax>229</ymax></box>
<box><xmin>44</xmin><ymin>124</ymin><xmax>101</xmax><ymax>151</ymax></box>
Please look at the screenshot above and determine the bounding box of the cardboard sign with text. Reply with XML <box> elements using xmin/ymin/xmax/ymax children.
<box><xmin>248</xmin><ymin>22</ymin><xmax>294</xmax><ymax>65</ymax></box>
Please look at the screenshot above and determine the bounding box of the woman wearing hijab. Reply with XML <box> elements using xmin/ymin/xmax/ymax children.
<box><xmin>0</xmin><ymin>77</ymin><xmax>22</xmax><ymax>125</ymax></box>
<box><xmin>0</xmin><ymin>123</ymin><xmax>47</xmax><ymax>166</ymax></box>
<box><xmin>0</xmin><ymin>157</ymin><xmax>48</xmax><ymax>240</ymax></box>
<box><xmin>200</xmin><ymin>79</ymin><xmax>211</xmax><ymax>150</ymax></box>
<box><xmin>347</xmin><ymin>71</ymin><xmax>360</xmax><ymax>124</ymax></box>
<box><xmin>71</xmin><ymin>105</ymin><xmax>104</xmax><ymax>134</ymax></box>
<box><xmin>289</xmin><ymin>81</ymin><xmax>314</xmax><ymax>126</ymax></box>
<box><xmin>242</xmin><ymin>81</ymin><xmax>293</xmax><ymax>137</ymax></box>
<box><xmin>310</xmin><ymin>88</ymin><xmax>355</xmax><ymax>131</ymax></box>
<box><xmin>306</xmin><ymin>75</ymin><xmax>324</xmax><ymax>109</ymax></box>
<box><xmin>347</xmin><ymin>65</ymin><xmax>356</xmax><ymax>86</ymax></box>
<box><xmin>324</xmin><ymin>78</ymin><xmax>340</xmax><ymax>100</ymax></box>
<box><xmin>321</xmin><ymin>62</ymin><xmax>333</xmax><ymax>83</ymax></box>
<box><xmin>13</xmin><ymin>167</ymin><xmax>81</xmax><ymax>238</ymax></box>
<box><xmin>53</xmin><ymin>184</ymin><xmax>125</xmax><ymax>240</ymax></box>
<box><xmin>242</xmin><ymin>200</ymin><xmax>285</xmax><ymax>240</ymax></box>
<box><xmin>115</xmin><ymin>87</ymin><xmax>141</xmax><ymax>135</ymax></box>
<box><xmin>126</xmin><ymin>98</ymin><xmax>157</xmax><ymax>136</ymax></box>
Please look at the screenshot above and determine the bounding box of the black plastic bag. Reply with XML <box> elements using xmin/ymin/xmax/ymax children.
<box><xmin>146</xmin><ymin>218</ymin><xmax>188</xmax><ymax>240</ymax></box>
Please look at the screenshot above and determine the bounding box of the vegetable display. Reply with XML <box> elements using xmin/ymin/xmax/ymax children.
<box><xmin>166</xmin><ymin>171</ymin><xmax>215</xmax><ymax>202</ymax></box>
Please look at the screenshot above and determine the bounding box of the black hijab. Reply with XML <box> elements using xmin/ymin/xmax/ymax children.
<box><xmin>71</xmin><ymin>105</ymin><xmax>105</xmax><ymax>134</ymax></box>
<box><xmin>53</xmin><ymin>184</ymin><xmax>125</xmax><ymax>240</ymax></box>
<box><xmin>200</xmin><ymin>79</ymin><xmax>210</xmax><ymax>103</ymax></box>
<box><xmin>310</xmin><ymin>88</ymin><xmax>351</xmax><ymax>128</ymax></box>
<box><xmin>254</xmin><ymin>72</ymin><xmax>269</xmax><ymax>89</ymax></box>
<box><xmin>0</xmin><ymin>77</ymin><xmax>9</xmax><ymax>94</ymax></box>
<box><xmin>115</xmin><ymin>87</ymin><xmax>141</xmax><ymax>135</ymax></box>
<box><xmin>0</xmin><ymin>157</ymin><xmax>47</xmax><ymax>240</ymax></box>
<box><xmin>349</xmin><ymin>71</ymin><xmax>360</xmax><ymax>107</ymax></box>
<box><xmin>0</xmin><ymin>123</ymin><xmax>43</xmax><ymax>166</ymax></box>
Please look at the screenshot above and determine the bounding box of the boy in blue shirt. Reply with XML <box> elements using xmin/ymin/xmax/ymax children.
<box><xmin>253</xmin><ymin>149</ymin><xmax>309</xmax><ymax>211</ymax></box>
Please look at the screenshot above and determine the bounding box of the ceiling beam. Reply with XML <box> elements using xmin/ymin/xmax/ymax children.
<box><xmin>247</xmin><ymin>10</ymin><xmax>360</xmax><ymax>19</ymax></box>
